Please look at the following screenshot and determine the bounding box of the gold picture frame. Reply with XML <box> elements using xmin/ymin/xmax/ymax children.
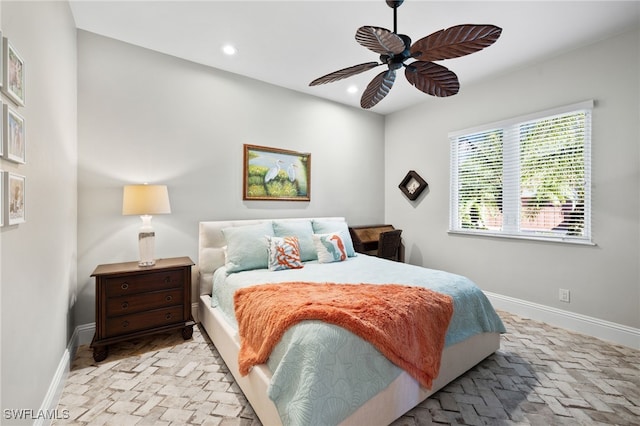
<box><xmin>243</xmin><ymin>144</ymin><xmax>311</xmax><ymax>201</ymax></box>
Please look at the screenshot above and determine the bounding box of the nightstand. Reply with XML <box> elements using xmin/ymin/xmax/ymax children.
<box><xmin>90</xmin><ymin>256</ymin><xmax>195</xmax><ymax>362</ymax></box>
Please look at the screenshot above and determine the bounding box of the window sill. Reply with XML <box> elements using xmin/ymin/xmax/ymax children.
<box><xmin>448</xmin><ymin>230</ymin><xmax>597</xmax><ymax>246</ymax></box>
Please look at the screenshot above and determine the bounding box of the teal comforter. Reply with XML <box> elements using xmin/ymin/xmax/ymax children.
<box><xmin>211</xmin><ymin>254</ymin><xmax>505</xmax><ymax>425</ymax></box>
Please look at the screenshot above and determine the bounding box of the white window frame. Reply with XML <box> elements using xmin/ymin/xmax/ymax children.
<box><xmin>449</xmin><ymin>100</ymin><xmax>593</xmax><ymax>245</ymax></box>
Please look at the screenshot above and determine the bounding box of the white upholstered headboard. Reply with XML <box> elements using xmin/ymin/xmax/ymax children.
<box><xmin>197</xmin><ymin>217</ymin><xmax>347</xmax><ymax>296</ymax></box>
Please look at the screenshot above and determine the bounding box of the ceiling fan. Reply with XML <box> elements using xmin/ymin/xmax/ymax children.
<box><xmin>309</xmin><ymin>0</ymin><xmax>502</xmax><ymax>109</ymax></box>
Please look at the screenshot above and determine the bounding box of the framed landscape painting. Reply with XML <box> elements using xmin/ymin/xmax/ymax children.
<box><xmin>243</xmin><ymin>144</ymin><xmax>311</xmax><ymax>201</ymax></box>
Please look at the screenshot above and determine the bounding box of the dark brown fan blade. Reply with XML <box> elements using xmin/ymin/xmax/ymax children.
<box><xmin>356</xmin><ymin>26</ymin><xmax>405</xmax><ymax>55</ymax></box>
<box><xmin>410</xmin><ymin>24</ymin><xmax>502</xmax><ymax>61</ymax></box>
<box><xmin>309</xmin><ymin>62</ymin><xmax>381</xmax><ymax>86</ymax></box>
<box><xmin>405</xmin><ymin>61</ymin><xmax>459</xmax><ymax>97</ymax></box>
<box><xmin>361</xmin><ymin>69</ymin><xmax>396</xmax><ymax>109</ymax></box>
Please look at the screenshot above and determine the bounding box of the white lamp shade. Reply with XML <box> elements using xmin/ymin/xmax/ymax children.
<box><xmin>122</xmin><ymin>185</ymin><xmax>171</xmax><ymax>215</ymax></box>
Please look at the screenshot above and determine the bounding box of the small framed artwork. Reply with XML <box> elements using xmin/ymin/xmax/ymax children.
<box><xmin>3</xmin><ymin>37</ymin><xmax>25</xmax><ymax>106</ymax></box>
<box><xmin>3</xmin><ymin>104</ymin><xmax>25</xmax><ymax>163</ymax></box>
<box><xmin>399</xmin><ymin>170</ymin><xmax>428</xmax><ymax>201</ymax></box>
<box><xmin>0</xmin><ymin>30</ymin><xmax>3</xmax><ymax>89</ymax></box>
<box><xmin>243</xmin><ymin>144</ymin><xmax>311</xmax><ymax>201</ymax></box>
<box><xmin>0</xmin><ymin>171</ymin><xmax>3</xmax><ymax>227</ymax></box>
<box><xmin>6</xmin><ymin>172</ymin><xmax>25</xmax><ymax>225</ymax></box>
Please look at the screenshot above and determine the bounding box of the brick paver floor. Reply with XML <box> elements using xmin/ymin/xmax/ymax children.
<box><xmin>55</xmin><ymin>311</ymin><xmax>640</xmax><ymax>425</ymax></box>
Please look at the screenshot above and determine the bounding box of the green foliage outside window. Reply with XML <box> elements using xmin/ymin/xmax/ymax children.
<box><xmin>456</xmin><ymin>110</ymin><xmax>588</xmax><ymax>238</ymax></box>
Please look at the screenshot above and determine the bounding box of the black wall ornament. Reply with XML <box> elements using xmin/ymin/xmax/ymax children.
<box><xmin>399</xmin><ymin>170</ymin><xmax>428</xmax><ymax>200</ymax></box>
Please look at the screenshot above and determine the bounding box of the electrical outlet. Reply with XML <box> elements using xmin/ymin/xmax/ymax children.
<box><xmin>559</xmin><ymin>288</ymin><xmax>570</xmax><ymax>303</ymax></box>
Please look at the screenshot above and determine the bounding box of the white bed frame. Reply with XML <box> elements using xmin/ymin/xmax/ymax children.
<box><xmin>197</xmin><ymin>218</ymin><xmax>500</xmax><ymax>425</ymax></box>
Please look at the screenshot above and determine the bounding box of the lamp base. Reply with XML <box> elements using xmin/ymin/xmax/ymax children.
<box><xmin>138</xmin><ymin>215</ymin><xmax>156</xmax><ymax>266</ymax></box>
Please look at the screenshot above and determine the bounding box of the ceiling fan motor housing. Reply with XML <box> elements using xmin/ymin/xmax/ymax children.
<box><xmin>380</xmin><ymin>34</ymin><xmax>412</xmax><ymax>71</ymax></box>
<box><xmin>386</xmin><ymin>0</ymin><xmax>404</xmax><ymax>9</ymax></box>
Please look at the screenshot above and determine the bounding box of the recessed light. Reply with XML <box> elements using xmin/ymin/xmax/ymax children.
<box><xmin>222</xmin><ymin>44</ymin><xmax>237</xmax><ymax>56</ymax></box>
<box><xmin>347</xmin><ymin>85</ymin><xmax>358</xmax><ymax>94</ymax></box>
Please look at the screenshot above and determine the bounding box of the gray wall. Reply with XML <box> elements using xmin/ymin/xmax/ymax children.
<box><xmin>76</xmin><ymin>31</ymin><xmax>385</xmax><ymax>326</ymax></box>
<box><xmin>385</xmin><ymin>27</ymin><xmax>640</xmax><ymax>329</ymax></box>
<box><xmin>0</xmin><ymin>0</ymin><xmax>77</xmax><ymax>418</ymax></box>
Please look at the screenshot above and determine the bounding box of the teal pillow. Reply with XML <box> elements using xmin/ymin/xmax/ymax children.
<box><xmin>222</xmin><ymin>222</ymin><xmax>274</xmax><ymax>273</ymax></box>
<box><xmin>273</xmin><ymin>220</ymin><xmax>317</xmax><ymax>261</ymax></box>
<box><xmin>311</xmin><ymin>220</ymin><xmax>356</xmax><ymax>257</ymax></box>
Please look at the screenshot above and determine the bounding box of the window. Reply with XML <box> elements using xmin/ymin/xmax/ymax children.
<box><xmin>449</xmin><ymin>100</ymin><xmax>593</xmax><ymax>244</ymax></box>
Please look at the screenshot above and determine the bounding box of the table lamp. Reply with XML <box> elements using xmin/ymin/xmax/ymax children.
<box><xmin>122</xmin><ymin>184</ymin><xmax>171</xmax><ymax>266</ymax></box>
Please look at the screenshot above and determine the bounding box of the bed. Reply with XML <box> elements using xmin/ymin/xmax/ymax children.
<box><xmin>197</xmin><ymin>217</ymin><xmax>505</xmax><ymax>425</ymax></box>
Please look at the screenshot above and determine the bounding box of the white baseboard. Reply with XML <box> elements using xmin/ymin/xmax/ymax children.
<box><xmin>192</xmin><ymin>302</ymin><xmax>199</xmax><ymax>323</ymax></box>
<box><xmin>485</xmin><ymin>291</ymin><xmax>640</xmax><ymax>349</ymax></box>
<box><xmin>34</xmin><ymin>325</ymin><xmax>80</xmax><ymax>426</ymax></box>
<box><xmin>76</xmin><ymin>322</ymin><xmax>96</xmax><ymax>347</ymax></box>
<box><xmin>34</xmin><ymin>349</ymin><xmax>69</xmax><ymax>426</ymax></box>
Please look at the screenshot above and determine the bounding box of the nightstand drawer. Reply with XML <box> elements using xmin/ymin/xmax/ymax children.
<box><xmin>105</xmin><ymin>306</ymin><xmax>184</xmax><ymax>336</ymax></box>
<box><xmin>106</xmin><ymin>289</ymin><xmax>183</xmax><ymax>316</ymax></box>
<box><xmin>105</xmin><ymin>270</ymin><xmax>183</xmax><ymax>297</ymax></box>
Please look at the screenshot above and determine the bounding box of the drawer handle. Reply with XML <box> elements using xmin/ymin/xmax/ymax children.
<box><xmin>165</xmin><ymin>295</ymin><xmax>172</xmax><ymax>302</ymax></box>
<box><xmin>164</xmin><ymin>276</ymin><xmax>171</xmax><ymax>283</ymax></box>
<box><xmin>121</xmin><ymin>302</ymin><xmax>129</xmax><ymax>309</ymax></box>
<box><xmin>121</xmin><ymin>283</ymin><xmax>129</xmax><ymax>290</ymax></box>
<box><xmin>122</xmin><ymin>320</ymin><xmax>129</xmax><ymax>328</ymax></box>
<box><xmin>165</xmin><ymin>313</ymin><xmax>172</xmax><ymax>320</ymax></box>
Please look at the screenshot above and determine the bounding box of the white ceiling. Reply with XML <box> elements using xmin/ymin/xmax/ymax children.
<box><xmin>69</xmin><ymin>1</ymin><xmax>640</xmax><ymax>115</ymax></box>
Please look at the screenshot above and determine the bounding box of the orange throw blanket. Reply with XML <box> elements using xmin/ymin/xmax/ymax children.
<box><xmin>233</xmin><ymin>282</ymin><xmax>454</xmax><ymax>389</ymax></box>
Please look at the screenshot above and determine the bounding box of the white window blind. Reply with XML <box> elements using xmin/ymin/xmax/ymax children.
<box><xmin>449</xmin><ymin>100</ymin><xmax>593</xmax><ymax>244</ymax></box>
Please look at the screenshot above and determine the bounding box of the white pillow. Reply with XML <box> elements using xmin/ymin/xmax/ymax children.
<box><xmin>311</xmin><ymin>219</ymin><xmax>356</xmax><ymax>257</ymax></box>
<box><xmin>312</xmin><ymin>232</ymin><xmax>348</xmax><ymax>264</ymax></box>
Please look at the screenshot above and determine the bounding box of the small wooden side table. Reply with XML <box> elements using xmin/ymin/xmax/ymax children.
<box><xmin>90</xmin><ymin>256</ymin><xmax>195</xmax><ymax>362</ymax></box>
